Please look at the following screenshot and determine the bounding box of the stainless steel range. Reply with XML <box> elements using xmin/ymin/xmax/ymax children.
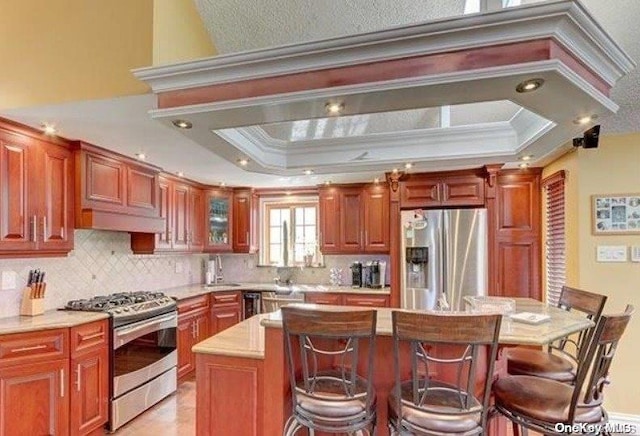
<box><xmin>65</xmin><ymin>291</ymin><xmax>178</xmax><ymax>432</ymax></box>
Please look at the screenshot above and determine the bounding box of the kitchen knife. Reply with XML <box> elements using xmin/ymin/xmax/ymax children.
<box><xmin>27</xmin><ymin>270</ymin><xmax>34</xmax><ymax>286</ymax></box>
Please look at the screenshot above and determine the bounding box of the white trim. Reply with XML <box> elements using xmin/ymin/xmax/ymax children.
<box><xmin>608</xmin><ymin>413</ymin><xmax>640</xmax><ymax>433</ymax></box>
<box><xmin>134</xmin><ymin>0</ymin><xmax>633</xmax><ymax>93</ymax></box>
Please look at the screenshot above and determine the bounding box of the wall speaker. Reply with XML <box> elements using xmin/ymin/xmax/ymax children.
<box><xmin>573</xmin><ymin>124</ymin><xmax>600</xmax><ymax>149</ymax></box>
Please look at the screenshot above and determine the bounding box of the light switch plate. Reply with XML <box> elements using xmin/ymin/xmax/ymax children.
<box><xmin>1</xmin><ymin>271</ymin><xmax>17</xmax><ymax>290</ymax></box>
<box><xmin>596</xmin><ymin>245</ymin><xmax>627</xmax><ymax>262</ymax></box>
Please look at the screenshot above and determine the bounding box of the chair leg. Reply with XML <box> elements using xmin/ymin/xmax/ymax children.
<box><xmin>283</xmin><ymin>415</ymin><xmax>302</xmax><ymax>436</ymax></box>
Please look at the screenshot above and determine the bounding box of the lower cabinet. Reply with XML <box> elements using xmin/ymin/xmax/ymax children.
<box><xmin>178</xmin><ymin>295</ymin><xmax>210</xmax><ymax>380</ymax></box>
<box><xmin>305</xmin><ymin>292</ymin><xmax>390</xmax><ymax>307</ymax></box>
<box><xmin>210</xmin><ymin>291</ymin><xmax>242</xmax><ymax>334</ymax></box>
<box><xmin>0</xmin><ymin>319</ymin><xmax>109</xmax><ymax>436</ymax></box>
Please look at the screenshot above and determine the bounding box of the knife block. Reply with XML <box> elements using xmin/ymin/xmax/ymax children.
<box><xmin>20</xmin><ymin>287</ymin><xmax>45</xmax><ymax>316</ymax></box>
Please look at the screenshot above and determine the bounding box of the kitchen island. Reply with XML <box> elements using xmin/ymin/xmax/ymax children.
<box><xmin>193</xmin><ymin>299</ymin><xmax>592</xmax><ymax>435</ymax></box>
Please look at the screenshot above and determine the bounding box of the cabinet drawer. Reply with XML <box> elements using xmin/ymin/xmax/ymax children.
<box><xmin>0</xmin><ymin>329</ymin><xmax>68</xmax><ymax>367</ymax></box>
<box><xmin>178</xmin><ymin>294</ymin><xmax>210</xmax><ymax>314</ymax></box>
<box><xmin>343</xmin><ymin>295</ymin><xmax>389</xmax><ymax>307</ymax></box>
<box><xmin>305</xmin><ymin>293</ymin><xmax>342</xmax><ymax>305</ymax></box>
<box><xmin>211</xmin><ymin>291</ymin><xmax>241</xmax><ymax>307</ymax></box>
<box><xmin>70</xmin><ymin>319</ymin><xmax>109</xmax><ymax>357</ymax></box>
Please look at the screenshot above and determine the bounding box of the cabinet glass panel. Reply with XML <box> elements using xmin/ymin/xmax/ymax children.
<box><xmin>208</xmin><ymin>197</ymin><xmax>230</xmax><ymax>245</ymax></box>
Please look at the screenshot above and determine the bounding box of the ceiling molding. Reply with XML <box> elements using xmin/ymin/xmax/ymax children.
<box><xmin>134</xmin><ymin>0</ymin><xmax>633</xmax><ymax>93</ymax></box>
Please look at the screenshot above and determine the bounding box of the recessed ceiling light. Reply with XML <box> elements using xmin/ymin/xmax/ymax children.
<box><xmin>392</xmin><ymin>168</ymin><xmax>399</xmax><ymax>174</ymax></box>
<box><xmin>41</xmin><ymin>123</ymin><xmax>57</xmax><ymax>135</ymax></box>
<box><xmin>237</xmin><ymin>158</ymin><xmax>249</xmax><ymax>166</ymax></box>
<box><xmin>404</xmin><ymin>163</ymin><xmax>413</xmax><ymax>169</ymax></box>
<box><xmin>373</xmin><ymin>177</ymin><xmax>380</xmax><ymax>184</ymax></box>
<box><xmin>172</xmin><ymin>119</ymin><xmax>192</xmax><ymax>129</ymax></box>
<box><xmin>324</xmin><ymin>180</ymin><xmax>331</xmax><ymax>186</ymax></box>
<box><xmin>177</xmin><ymin>171</ymin><xmax>184</xmax><ymax>177</ymax></box>
<box><xmin>135</xmin><ymin>152</ymin><xmax>146</xmax><ymax>161</ymax></box>
<box><xmin>520</xmin><ymin>155</ymin><xmax>533</xmax><ymax>161</ymax></box>
<box><xmin>573</xmin><ymin>114</ymin><xmax>598</xmax><ymax>125</ymax></box>
<box><xmin>325</xmin><ymin>101</ymin><xmax>344</xmax><ymax>115</ymax></box>
<box><xmin>515</xmin><ymin>78</ymin><xmax>545</xmax><ymax>93</ymax></box>
<box><xmin>519</xmin><ymin>163</ymin><xmax>530</xmax><ymax>169</ymax></box>
<box><xmin>304</xmin><ymin>169</ymin><xmax>314</xmax><ymax>175</ymax></box>
<box><xmin>220</xmin><ymin>182</ymin><xmax>226</xmax><ymax>187</ymax></box>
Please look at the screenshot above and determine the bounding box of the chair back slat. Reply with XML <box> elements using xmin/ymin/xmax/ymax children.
<box><xmin>569</xmin><ymin>305</ymin><xmax>634</xmax><ymax>422</ymax></box>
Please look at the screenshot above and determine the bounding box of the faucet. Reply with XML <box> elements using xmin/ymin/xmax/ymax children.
<box><xmin>214</xmin><ymin>255</ymin><xmax>224</xmax><ymax>283</ymax></box>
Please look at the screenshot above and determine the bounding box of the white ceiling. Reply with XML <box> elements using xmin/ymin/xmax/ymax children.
<box><xmin>2</xmin><ymin>0</ymin><xmax>638</xmax><ymax>187</ymax></box>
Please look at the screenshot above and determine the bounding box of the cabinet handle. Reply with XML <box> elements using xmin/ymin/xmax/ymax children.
<box><xmin>60</xmin><ymin>369</ymin><xmax>65</xmax><ymax>398</ymax></box>
<box><xmin>81</xmin><ymin>331</ymin><xmax>105</xmax><ymax>341</ymax></box>
<box><xmin>31</xmin><ymin>215</ymin><xmax>37</xmax><ymax>242</ymax></box>
<box><xmin>42</xmin><ymin>216</ymin><xmax>47</xmax><ymax>240</ymax></box>
<box><xmin>196</xmin><ymin>319</ymin><xmax>200</xmax><ymax>338</ymax></box>
<box><xmin>364</xmin><ymin>230</ymin><xmax>368</xmax><ymax>244</ymax></box>
<box><xmin>61</xmin><ymin>227</ymin><xmax>65</xmax><ymax>239</ymax></box>
<box><xmin>191</xmin><ymin>321</ymin><xmax>196</xmax><ymax>339</ymax></box>
<box><xmin>75</xmin><ymin>364</ymin><xmax>81</xmax><ymax>392</ymax></box>
<box><xmin>246</xmin><ymin>231</ymin><xmax>249</xmax><ymax>245</ymax></box>
<box><xmin>10</xmin><ymin>344</ymin><xmax>47</xmax><ymax>353</ymax></box>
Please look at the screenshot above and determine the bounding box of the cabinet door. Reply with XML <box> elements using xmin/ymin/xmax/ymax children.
<box><xmin>205</xmin><ymin>191</ymin><xmax>232</xmax><ymax>252</ymax></box>
<box><xmin>305</xmin><ymin>292</ymin><xmax>342</xmax><ymax>305</ymax></box>
<box><xmin>196</xmin><ymin>311</ymin><xmax>210</xmax><ymax>342</ymax></box>
<box><xmin>441</xmin><ymin>175</ymin><xmax>485</xmax><ymax>206</ymax></box>
<box><xmin>340</xmin><ymin>188</ymin><xmax>363</xmax><ymax>252</ymax></box>
<box><xmin>177</xmin><ymin>313</ymin><xmax>195</xmax><ymax>379</ymax></box>
<box><xmin>0</xmin><ymin>359</ymin><xmax>69</xmax><ymax>436</ymax></box>
<box><xmin>40</xmin><ymin>143</ymin><xmax>73</xmax><ymax>251</ymax></box>
<box><xmin>211</xmin><ymin>306</ymin><xmax>241</xmax><ymax>334</ymax></box>
<box><xmin>0</xmin><ymin>139</ymin><xmax>33</xmax><ymax>250</ymax></box>
<box><xmin>126</xmin><ymin>165</ymin><xmax>159</xmax><ymax>217</ymax></box>
<box><xmin>189</xmin><ymin>187</ymin><xmax>205</xmax><ymax>252</ymax></box>
<box><xmin>363</xmin><ymin>185</ymin><xmax>389</xmax><ymax>252</ymax></box>
<box><xmin>319</xmin><ymin>188</ymin><xmax>340</xmax><ymax>253</ymax></box>
<box><xmin>400</xmin><ymin>178</ymin><xmax>440</xmax><ymax>208</ymax></box>
<box><xmin>156</xmin><ymin>177</ymin><xmax>173</xmax><ymax>250</ymax></box>
<box><xmin>82</xmin><ymin>151</ymin><xmax>126</xmax><ymax>210</ymax></box>
<box><xmin>70</xmin><ymin>347</ymin><xmax>109</xmax><ymax>436</ymax></box>
<box><xmin>173</xmin><ymin>183</ymin><xmax>190</xmax><ymax>251</ymax></box>
<box><xmin>343</xmin><ymin>294</ymin><xmax>390</xmax><ymax>307</ymax></box>
<box><xmin>232</xmin><ymin>190</ymin><xmax>251</xmax><ymax>253</ymax></box>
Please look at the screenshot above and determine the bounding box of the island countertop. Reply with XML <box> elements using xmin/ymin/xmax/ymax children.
<box><xmin>192</xmin><ymin>298</ymin><xmax>592</xmax><ymax>358</ymax></box>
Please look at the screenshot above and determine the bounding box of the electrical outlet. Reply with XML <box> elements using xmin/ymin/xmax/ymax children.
<box><xmin>175</xmin><ymin>261</ymin><xmax>184</xmax><ymax>274</ymax></box>
<box><xmin>1</xmin><ymin>271</ymin><xmax>17</xmax><ymax>290</ymax></box>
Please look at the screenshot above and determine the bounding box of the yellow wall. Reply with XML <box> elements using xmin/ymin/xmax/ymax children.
<box><xmin>0</xmin><ymin>1</ymin><xmax>154</xmax><ymax>109</ymax></box>
<box><xmin>153</xmin><ymin>0</ymin><xmax>217</xmax><ymax>65</ymax></box>
<box><xmin>544</xmin><ymin>134</ymin><xmax>640</xmax><ymax>414</ymax></box>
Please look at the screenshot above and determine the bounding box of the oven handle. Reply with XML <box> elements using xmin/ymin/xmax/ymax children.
<box><xmin>113</xmin><ymin>312</ymin><xmax>177</xmax><ymax>349</ymax></box>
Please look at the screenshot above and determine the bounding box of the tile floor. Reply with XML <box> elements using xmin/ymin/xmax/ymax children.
<box><xmin>112</xmin><ymin>378</ymin><xmax>196</xmax><ymax>435</ymax></box>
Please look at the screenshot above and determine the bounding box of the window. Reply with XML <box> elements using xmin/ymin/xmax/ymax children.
<box><xmin>261</xmin><ymin>197</ymin><xmax>319</xmax><ymax>266</ymax></box>
<box><xmin>543</xmin><ymin>171</ymin><xmax>566</xmax><ymax>306</ymax></box>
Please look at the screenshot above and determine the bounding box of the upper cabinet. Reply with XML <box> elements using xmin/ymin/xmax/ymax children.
<box><xmin>319</xmin><ymin>184</ymin><xmax>389</xmax><ymax>254</ymax></box>
<box><xmin>131</xmin><ymin>176</ymin><xmax>204</xmax><ymax>254</ymax></box>
<box><xmin>204</xmin><ymin>189</ymin><xmax>233</xmax><ymax>252</ymax></box>
<box><xmin>0</xmin><ymin>119</ymin><xmax>74</xmax><ymax>257</ymax></box>
<box><xmin>73</xmin><ymin>142</ymin><xmax>164</xmax><ymax>233</ymax></box>
<box><xmin>400</xmin><ymin>171</ymin><xmax>485</xmax><ymax>208</ymax></box>
<box><xmin>232</xmin><ymin>189</ymin><xmax>253</xmax><ymax>253</ymax></box>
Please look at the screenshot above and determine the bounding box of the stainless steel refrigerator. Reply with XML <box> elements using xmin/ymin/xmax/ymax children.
<box><xmin>400</xmin><ymin>208</ymin><xmax>487</xmax><ymax>311</ymax></box>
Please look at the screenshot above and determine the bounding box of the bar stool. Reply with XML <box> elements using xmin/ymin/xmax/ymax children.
<box><xmin>281</xmin><ymin>306</ymin><xmax>377</xmax><ymax>436</ymax></box>
<box><xmin>505</xmin><ymin>286</ymin><xmax>607</xmax><ymax>383</ymax></box>
<box><xmin>493</xmin><ymin>305</ymin><xmax>634</xmax><ymax>435</ymax></box>
<box><xmin>389</xmin><ymin>311</ymin><xmax>502</xmax><ymax>435</ymax></box>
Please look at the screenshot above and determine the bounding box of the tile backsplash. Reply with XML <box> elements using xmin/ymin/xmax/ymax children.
<box><xmin>0</xmin><ymin>230</ymin><xmax>208</xmax><ymax>319</ymax></box>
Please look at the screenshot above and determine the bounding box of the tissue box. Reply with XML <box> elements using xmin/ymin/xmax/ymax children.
<box><xmin>464</xmin><ymin>296</ymin><xmax>516</xmax><ymax>315</ymax></box>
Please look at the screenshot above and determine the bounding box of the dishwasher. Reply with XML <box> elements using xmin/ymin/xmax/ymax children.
<box><xmin>261</xmin><ymin>290</ymin><xmax>305</xmax><ymax>313</ymax></box>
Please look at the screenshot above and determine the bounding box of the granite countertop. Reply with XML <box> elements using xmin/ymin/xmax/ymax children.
<box><xmin>0</xmin><ymin>311</ymin><xmax>110</xmax><ymax>335</ymax></box>
<box><xmin>165</xmin><ymin>283</ymin><xmax>391</xmax><ymax>301</ymax></box>
<box><xmin>193</xmin><ymin>298</ymin><xmax>593</xmax><ymax>359</ymax></box>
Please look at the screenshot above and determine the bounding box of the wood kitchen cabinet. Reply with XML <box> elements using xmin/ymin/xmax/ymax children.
<box><xmin>399</xmin><ymin>170</ymin><xmax>485</xmax><ymax>208</ymax></box>
<box><xmin>178</xmin><ymin>295</ymin><xmax>210</xmax><ymax>380</ymax></box>
<box><xmin>204</xmin><ymin>189</ymin><xmax>233</xmax><ymax>252</ymax></box>
<box><xmin>210</xmin><ymin>291</ymin><xmax>242</xmax><ymax>334</ymax></box>
<box><xmin>131</xmin><ymin>176</ymin><xmax>205</xmax><ymax>254</ymax></box>
<box><xmin>232</xmin><ymin>189</ymin><xmax>252</xmax><ymax>253</ymax></box>
<box><xmin>305</xmin><ymin>292</ymin><xmax>390</xmax><ymax>307</ymax></box>
<box><xmin>319</xmin><ymin>184</ymin><xmax>389</xmax><ymax>254</ymax></box>
<box><xmin>0</xmin><ymin>119</ymin><xmax>74</xmax><ymax>257</ymax></box>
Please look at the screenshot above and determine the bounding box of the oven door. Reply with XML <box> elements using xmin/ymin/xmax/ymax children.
<box><xmin>112</xmin><ymin>311</ymin><xmax>177</xmax><ymax>398</ymax></box>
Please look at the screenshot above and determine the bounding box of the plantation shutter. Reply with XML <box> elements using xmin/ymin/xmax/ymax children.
<box><xmin>543</xmin><ymin>171</ymin><xmax>566</xmax><ymax>306</ymax></box>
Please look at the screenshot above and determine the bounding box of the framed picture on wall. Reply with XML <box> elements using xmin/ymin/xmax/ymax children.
<box><xmin>592</xmin><ymin>194</ymin><xmax>640</xmax><ymax>234</ymax></box>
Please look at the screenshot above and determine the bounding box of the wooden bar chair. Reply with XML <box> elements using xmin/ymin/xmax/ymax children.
<box><xmin>494</xmin><ymin>305</ymin><xmax>634</xmax><ymax>436</ymax></box>
<box><xmin>505</xmin><ymin>286</ymin><xmax>607</xmax><ymax>383</ymax></box>
<box><xmin>389</xmin><ymin>311</ymin><xmax>502</xmax><ymax>436</ymax></box>
<box><xmin>281</xmin><ymin>306</ymin><xmax>377</xmax><ymax>436</ymax></box>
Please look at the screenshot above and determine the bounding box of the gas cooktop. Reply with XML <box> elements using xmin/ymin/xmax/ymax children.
<box><xmin>64</xmin><ymin>291</ymin><xmax>176</xmax><ymax>326</ymax></box>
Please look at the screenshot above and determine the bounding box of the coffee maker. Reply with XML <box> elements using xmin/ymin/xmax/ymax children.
<box><xmin>350</xmin><ymin>261</ymin><xmax>363</xmax><ymax>288</ymax></box>
<box><xmin>363</xmin><ymin>260</ymin><xmax>386</xmax><ymax>288</ymax></box>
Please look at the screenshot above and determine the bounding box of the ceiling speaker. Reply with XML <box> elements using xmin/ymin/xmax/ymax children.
<box><xmin>573</xmin><ymin>125</ymin><xmax>600</xmax><ymax>149</ymax></box>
